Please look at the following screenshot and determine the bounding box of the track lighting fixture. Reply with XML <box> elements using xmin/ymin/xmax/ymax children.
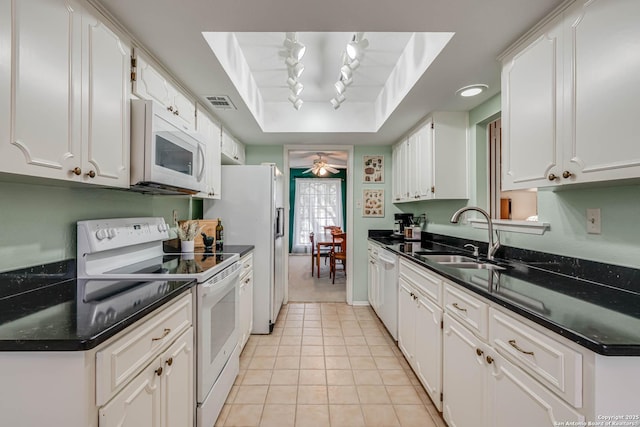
<box><xmin>346</xmin><ymin>33</ymin><xmax>369</xmax><ymax>60</ymax></box>
<box><xmin>287</xmin><ymin>77</ymin><xmax>304</xmax><ymax>96</ymax></box>
<box><xmin>335</xmin><ymin>80</ymin><xmax>346</xmax><ymax>95</ymax></box>
<box><xmin>329</xmin><ymin>32</ymin><xmax>369</xmax><ymax>108</ymax></box>
<box><xmin>288</xmin><ymin>94</ymin><xmax>303</xmax><ymax>110</ymax></box>
<box><xmin>330</xmin><ymin>93</ymin><xmax>346</xmax><ymax>110</ymax></box>
<box><xmin>283</xmin><ymin>32</ymin><xmax>305</xmax><ymax>110</ymax></box>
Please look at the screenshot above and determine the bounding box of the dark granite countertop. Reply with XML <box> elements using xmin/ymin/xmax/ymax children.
<box><xmin>0</xmin><ymin>261</ymin><xmax>195</xmax><ymax>351</ymax></box>
<box><xmin>222</xmin><ymin>245</ymin><xmax>255</xmax><ymax>258</ymax></box>
<box><xmin>369</xmin><ymin>233</ymin><xmax>640</xmax><ymax>356</ymax></box>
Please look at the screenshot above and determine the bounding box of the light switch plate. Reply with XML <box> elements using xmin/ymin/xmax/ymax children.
<box><xmin>586</xmin><ymin>208</ymin><xmax>601</xmax><ymax>234</ymax></box>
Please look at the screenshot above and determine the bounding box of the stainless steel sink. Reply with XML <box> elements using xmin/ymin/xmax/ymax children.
<box><xmin>420</xmin><ymin>254</ymin><xmax>506</xmax><ymax>271</ymax></box>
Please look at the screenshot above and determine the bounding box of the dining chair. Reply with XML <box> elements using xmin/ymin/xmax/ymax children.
<box><xmin>310</xmin><ymin>232</ymin><xmax>330</xmax><ymax>276</ymax></box>
<box><xmin>329</xmin><ymin>232</ymin><xmax>346</xmax><ymax>284</ymax></box>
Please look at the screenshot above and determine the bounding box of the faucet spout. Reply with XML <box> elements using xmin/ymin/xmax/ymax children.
<box><xmin>450</xmin><ymin>206</ymin><xmax>500</xmax><ymax>260</ymax></box>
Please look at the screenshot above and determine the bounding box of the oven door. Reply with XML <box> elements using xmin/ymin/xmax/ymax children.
<box><xmin>196</xmin><ymin>263</ymin><xmax>240</xmax><ymax>402</ymax></box>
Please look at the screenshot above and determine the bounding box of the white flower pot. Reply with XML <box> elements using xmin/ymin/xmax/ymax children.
<box><xmin>181</xmin><ymin>240</ymin><xmax>195</xmax><ymax>253</ymax></box>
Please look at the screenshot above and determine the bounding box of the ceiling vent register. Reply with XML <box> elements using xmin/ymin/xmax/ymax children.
<box><xmin>205</xmin><ymin>95</ymin><xmax>237</xmax><ymax>110</ymax></box>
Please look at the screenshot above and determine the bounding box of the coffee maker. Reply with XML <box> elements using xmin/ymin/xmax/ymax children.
<box><xmin>393</xmin><ymin>213</ymin><xmax>414</xmax><ymax>237</ymax></box>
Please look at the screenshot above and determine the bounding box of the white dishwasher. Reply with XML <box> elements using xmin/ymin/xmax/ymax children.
<box><xmin>377</xmin><ymin>249</ymin><xmax>399</xmax><ymax>340</ymax></box>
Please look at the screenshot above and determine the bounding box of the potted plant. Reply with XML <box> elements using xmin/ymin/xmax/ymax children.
<box><xmin>175</xmin><ymin>220</ymin><xmax>201</xmax><ymax>253</ymax></box>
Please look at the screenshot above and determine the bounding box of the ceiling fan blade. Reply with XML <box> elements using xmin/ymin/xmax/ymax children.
<box><xmin>326</xmin><ymin>166</ymin><xmax>340</xmax><ymax>174</ymax></box>
<box><xmin>303</xmin><ymin>167</ymin><xmax>314</xmax><ymax>174</ymax></box>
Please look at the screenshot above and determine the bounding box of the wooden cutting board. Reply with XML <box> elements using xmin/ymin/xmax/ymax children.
<box><xmin>178</xmin><ymin>219</ymin><xmax>218</xmax><ymax>249</ymax></box>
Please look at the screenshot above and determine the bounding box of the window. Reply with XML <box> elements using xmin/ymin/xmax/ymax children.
<box><xmin>292</xmin><ymin>178</ymin><xmax>343</xmax><ymax>253</ymax></box>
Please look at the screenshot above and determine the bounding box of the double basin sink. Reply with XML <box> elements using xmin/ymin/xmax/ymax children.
<box><xmin>415</xmin><ymin>251</ymin><xmax>506</xmax><ymax>271</ymax></box>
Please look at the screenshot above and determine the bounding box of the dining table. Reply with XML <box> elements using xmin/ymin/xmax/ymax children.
<box><xmin>315</xmin><ymin>231</ymin><xmax>343</xmax><ymax>278</ymax></box>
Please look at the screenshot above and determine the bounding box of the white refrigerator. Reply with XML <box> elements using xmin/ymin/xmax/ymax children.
<box><xmin>204</xmin><ymin>164</ymin><xmax>285</xmax><ymax>334</ymax></box>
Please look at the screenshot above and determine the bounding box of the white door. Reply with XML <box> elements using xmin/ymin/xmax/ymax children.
<box><xmin>414</xmin><ymin>293</ymin><xmax>443</xmax><ymax>411</ymax></box>
<box><xmin>162</xmin><ymin>328</ymin><xmax>194</xmax><ymax>427</ymax></box>
<box><xmin>83</xmin><ymin>13</ymin><xmax>130</xmax><ymax>187</ymax></box>
<box><xmin>2</xmin><ymin>0</ymin><xmax>83</xmax><ymax>180</ymax></box>
<box><xmin>443</xmin><ymin>314</ymin><xmax>487</xmax><ymax>427</ymax></box>
<box><xmin>397</xmin><ymin>280</ymin><xmax>416</xmax><ymax>363</ymax></box>
<box><xmin>501</xmin><ymin>15</ymin><xmax>564</xmax><ymax>190</ymax></box>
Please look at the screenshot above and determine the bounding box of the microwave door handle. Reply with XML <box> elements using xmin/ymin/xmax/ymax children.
<box><xmin>197</xmin><ymin>143</ymin><xmax>206</xmax><ymax>182</ymax></box>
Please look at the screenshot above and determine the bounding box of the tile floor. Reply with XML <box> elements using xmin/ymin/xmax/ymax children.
<box><xmin>215</xmin><ymin>302</ymin><xmax>447</xmax><ymax>427</ymax></box>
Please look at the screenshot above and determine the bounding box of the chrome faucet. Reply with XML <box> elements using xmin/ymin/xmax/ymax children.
<box><xmin>450</xmin><ymin>206</ymin><xmax>500</xmax><ymax>260</ymax></box>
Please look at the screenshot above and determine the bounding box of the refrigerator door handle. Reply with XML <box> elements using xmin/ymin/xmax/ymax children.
<box><xmin>275</xmin><ymin>207</ymin><xmax>285</xmax><ymax>237</ymax></box>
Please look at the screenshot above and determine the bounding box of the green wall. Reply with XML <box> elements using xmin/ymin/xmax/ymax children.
<box><xmin>0</xmin><ymin>179</ymin><xmax>192</xmax><ymax>272</ymax></box>
<box><xmin>245</xmin><ymin>145</ymin><xmax>284</xmax><ymax>172</ymax></box>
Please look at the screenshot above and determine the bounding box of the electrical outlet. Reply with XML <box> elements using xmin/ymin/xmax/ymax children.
<box><xmin>356</xmin><ymin>199</ymin><xmax>362</xmax><ymax>209</ymax></box>
<box><xmin>586</xmin><ymin>208</ymin><xmax>601</xmax><ymax>234</ymax></box>
<box><xmin>172</xmin><ymin>210</ymin><xmax>178</xmax><ymax>225</ymax></box>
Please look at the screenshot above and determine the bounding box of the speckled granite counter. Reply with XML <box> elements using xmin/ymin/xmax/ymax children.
<box><xmin>222</xmin><ymin>245</ymin><xmax>255</xmax><ymax>258</ymax></box>
<box><xmin>0</xmin><ymin>261</ymin><xmax>195</xmax><ymax>351</ymax></box>
<box><xmin>369</xmin><ymin>232</ymin><xmax>640</xmax><ymax>356</ymax></box>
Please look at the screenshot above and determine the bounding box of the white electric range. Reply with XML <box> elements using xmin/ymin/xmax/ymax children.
<box><xmin>77</xmin><ymin>217</ymin><xmax>240</xmax><ymax>427</ymax></box>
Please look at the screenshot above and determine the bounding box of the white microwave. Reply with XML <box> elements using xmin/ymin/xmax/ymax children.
<box><xmin>130</xmin><ymin>99</ymin><xmax>206</xmax><ymax>194</ymax></box>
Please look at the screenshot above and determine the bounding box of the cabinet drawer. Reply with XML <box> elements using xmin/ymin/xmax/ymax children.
<box><xmin>96</xmin><ymin>292</ymin><xmax>192</xmax><ymax>406</ymax></box>
<box><xmin>443</xmin><ymin>284</ymin><xmax>488</xmax><ymax>339</ymax></box>
<box><xmin>240</xmin><ymin>253</ymin><xmax>253</xmax><ymax>280</ymax></box>
<box><xmin>489</xmin><ymin>308</ymin><xmax>582</xmax><ymax>407</ymax></box>
<box><xmin>399</xmin><ymin>259</ymin><xmax>442</xmax><ymax>304</ymax></box>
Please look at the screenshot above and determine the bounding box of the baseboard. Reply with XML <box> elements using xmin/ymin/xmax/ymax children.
<box><xmin>351</xmin><ymin>300</ymin><xmax>370</xmax><ymax>306</ymax></box>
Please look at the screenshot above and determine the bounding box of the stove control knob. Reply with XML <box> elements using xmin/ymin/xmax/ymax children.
<box><xmin>96</xmin><ymin>229</ymin><xmax>108</xmax><ymax>240</ymax></box>
<box><xmin>158</xmin><ymin>223</ymin><xmax>167</xmax><ymax>232</ymax></box>
<box><xmin>108</xmin><ymin>228</ymin><xmax>118</xmax><ymax>239</ymax></box>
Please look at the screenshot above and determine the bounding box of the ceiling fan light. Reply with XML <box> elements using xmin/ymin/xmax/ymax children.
<box><xmin>319</xmin><ymin>166</ymin><xmax>327</xmax><ymax>176</ymax></box>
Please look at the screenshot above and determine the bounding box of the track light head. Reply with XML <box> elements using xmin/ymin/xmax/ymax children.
<box><xmin>340</xmin><ymin>65</ymin><xmax>352</xmax><ymax>80</ymax></box>
<box><xmin>288</xmin><ymin>94</ymin><xmax>303</xmax><ymax>110</ymax></box>
<box><xmin>335</xmin><ymin>80</ymin><xmax>346</xmax><ymax>95</ymax></box>
<box><xmin>288</xmin><ymin>62</ymin><xmax>304</xmax><ymax>78</ymax></box>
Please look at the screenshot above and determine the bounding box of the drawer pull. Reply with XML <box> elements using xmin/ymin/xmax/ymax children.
<box><xmin>486</xmin><ymin>355</ymin><xmax>494</xmax><ymax>364</ymax></box>
<box><xmin>476</xmin><ymin>348</ymin><xmax>484</xmax><ymax>356</ymax></box>
<box><xmin>165</xmin><ymin>357</ymin><xmax>173</xmax><ymax>366</ymax></box>
<box><xmin>155</xmin><ymin>366</ymin><xmax>163</xmax><ymax>376</ymax></box>
<box><xmin>152</xmin><ymin>328</ymin><xmax>171</xmax><ymax>341</ymax></box>
<box><xmin>244</xmin><ymin>278</ymin><xmax>250</xmax><ymax>284</ymax></box>
<box><xmin>508</xmin><ymin>339</ymin><xmax>535</xmax><ymax>356</ymax></box>
<box><xmin>452</xmin><ymin>303</ymin><xmax>467</xmax><ymax>312</ymax></box>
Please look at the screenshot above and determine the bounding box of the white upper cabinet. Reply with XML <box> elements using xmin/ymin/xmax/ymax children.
<box><xmin>393</xmin><ymin>112</ymin><xmax>468</xmax><ymax>202</ymax></box>
<box><xmin>221</xmin><ymin>128</ymin><xmax>245</xmax><ymax>165</ymax></box>
<box><xmin>195</xmin><ymin>104</ymin><xmax>222</xmax><ymax>199</ymax></box>
<box><xmin>0</xmin><ymin>0</ymin><xmax>10</xmax><ymax>151</ymax></box>
<box><xmin>0</xmin><ymin>0</ymin><xmax>130</xmax><ymax>187</ymax></box>
<box><xmin>132</xmin><ymin>51</ymin><xmax>196</xmax><ymax>131</ymax></box>
<box><xmin>502</xmin><ymin>0</ymin><xmax>640</xmax><ymax>190</ymax></box>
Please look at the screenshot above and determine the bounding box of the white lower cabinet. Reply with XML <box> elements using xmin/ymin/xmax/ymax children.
<box><xmin>367</xmin><ymin>242</ymin><xmax>381</xmax><ymax>311</ymax></box>
<box><xmin>239</xmin><ymin>252</ymin><xmax>254</xmax><ymax>348</ymax></box>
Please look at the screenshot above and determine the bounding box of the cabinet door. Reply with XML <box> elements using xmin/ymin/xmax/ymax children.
<box><xmin>235</xmin><ymin>140</ymin><xmax>246</xmax><ymax>165</ymax></box>
<box><xmin>414</xmin><ymin>123</ymin><xmax>434</xmax><ymax>199</ymax></box>
<box><xmin>487</xmin><ymin>353</ymin><xmax>584</xmax><ymax>427</ymax></box>
<box><xmin>563</xmin><ymin>0</ymin><xmax>640</xmax><ymax>184</ymax></box>
<box><xmin>162</xmin><ymin>327</ymin><xmax>194</xmax><ymax>427</ymax></box>
<box><xmin>392</xmin><ymin>143</ymin><xmax>403</xmax><ymax>202</ymax></box>
<box><xmin>1</xmin><ymin>0</ymin><xmax>83</xmax><ymax>180</ymax></box>
<box><xmin>195</xmin><ymin>109</ymin><xmax>222</xmax><ymax>198</ymax></box>
<box><xmin>443</xmin><ymin>314</ymin><xmax>487</xmax><ymax>427</ymax></box>
<box><xmin>414</xmin><ymin>294</ymin><xmax>443</xmax><ymax>411</ymax></box>
<box><xmin>432</xmin><ymin>112</ymin><xmax>469</xmax><ymax>199</ymax></box>
<box><xmin>397</xmin><ymin>279</ymin><xmax>416</xmax><ymax>363</ymax></box>
<box><xmin>0</xmin><ymin>0</ymin><xmax>9</xmax><ymax>148</ymax></box>
<box><xmin>406</xmin><ymin>134</ymin><xmax>418</xmax><ymax>199</ymax></box>
<box><xmin>133</xmin><ymin>54</ymin><xmax>170</xmax><ymax>107</ymax></box>
<box><xmin>169</xmin><ymin>85</ymin><xmax>196</xmax><ymax>131</ymax></box>
<box><xmin>367</xmin><ymin>255</ymin><xmax>377</xmax><ymax>309</ymax></box>
<box><xmin>83</xmin><ymin>13</ymin><xmax>130</xmax><ymax>187</ymax></box>
<box><xmin>501</xmin><ymin>15</ymin><xmax>564</xmax><ymax>190</ymax></box>
<box><xmin>99</xmin><ymin>358</ymin><xmax>162</xmax><ymax>427</ymax></box>
<box><xmin>239</xmin><ymin>274</ymin><xmax>251</xmax><ymax>349</ymax></box>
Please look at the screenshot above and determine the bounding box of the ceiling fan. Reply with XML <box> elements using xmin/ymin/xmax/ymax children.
<box><xmin>303</xmin><ymin>153</ymin><xmax>341</xmax><ymax>176</ymax></box>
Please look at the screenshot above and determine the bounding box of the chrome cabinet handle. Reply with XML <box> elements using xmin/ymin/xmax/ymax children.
<box><xmin>452</xmin><ymin>303</ymin><xmax>467</xmax><ymax>312</ymax></box>
<box><xmin>508</xmin><ymin>339</ymin><xmax>535</xmax><ymax>356</ymax></box>
<box><xmin>152</xmin><ymin>328</ymin><xmax>171</xmax><ymax>341</ymax></box>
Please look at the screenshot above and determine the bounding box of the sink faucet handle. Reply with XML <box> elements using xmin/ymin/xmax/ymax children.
<box><xmin>464</xmin><ymin>244</ymin><xmax>480</xmax><ymax>257</ymax></box>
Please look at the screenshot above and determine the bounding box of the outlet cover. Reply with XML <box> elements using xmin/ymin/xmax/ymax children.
<box><xmin>586</xmin><ymin>208</ymin><xmax>601</xmax><ymax>234</ymax></box>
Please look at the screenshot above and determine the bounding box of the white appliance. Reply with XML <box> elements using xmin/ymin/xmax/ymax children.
<box><xmin>378</xmin><ymin>249</ymin><xmax>399</xmax><ymax>340</ymax></box>
<box><xmin>204</xmin><ymin>164</ymin><xmax>285</xmax><ymax>334</ymax></box>
<box><xmin>76</xmin><ymin>217</ymin><xmax>240</xmax><ymax>427</ymax></box>
<box><xmin>130</xmin><ymin>99</ymin><xmax>207</xmax><ymax>195</ymax></box>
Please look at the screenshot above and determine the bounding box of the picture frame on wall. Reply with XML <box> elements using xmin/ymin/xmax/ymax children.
<box><xmin>363</xmin><ymin>189</ymin><xmax>384</xmax><ymax>217</ymax></box>
<box><xmin>363</xmin><ymin>155</ymin><xmax>384</xmax><ymax>183</ymax></box>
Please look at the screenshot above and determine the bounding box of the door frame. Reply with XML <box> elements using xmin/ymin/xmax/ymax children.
<box><xmin>283</xmin><ymin>145</ymin><xmax>354</xmax><ymax>305</ymax></box>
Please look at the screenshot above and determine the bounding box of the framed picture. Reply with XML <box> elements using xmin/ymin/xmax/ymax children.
<box><xmin>363</xmin><ymin>189</ymin><xmax>384</xmax><ymax>217</ymax></box>
<box><xmin>363</xmin><ymin>155</ymin><xmax>384</xmax><ymax>183</ymax></box>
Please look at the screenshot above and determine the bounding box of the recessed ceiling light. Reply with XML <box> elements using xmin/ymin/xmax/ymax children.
<box><xmin>456</xmin><ymin>84</ymin><xmax>488</xmax><ymax>97</ymax></box>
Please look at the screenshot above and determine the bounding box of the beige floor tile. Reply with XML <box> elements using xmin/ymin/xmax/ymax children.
<box><xmin>322</xmin><ymin>328</ymin><xmax>342</xmax><ymax>336</ymax></box>
<box><xmin>398</xmin><ymin>357</ymin><xmax>412</xmax><ymax>371</ymax></box>
<box><xmin>343</xmin><ymin>336</ymin><xmax>367</xmax><ymax>346</ymax></box>
<box><xmin>304</xmin><ymin>320</ymin><xmax>322</xmax><ymax>328</ymax></box>
<box><xmin>304</xmin><ymin>327</ymin><xmax>323</xmax><ymax>336</ymax></box>
<box><xmin>324</xmin><ymin>345</ymin><xmax>347</xmax><ymax>356</ymax></box>
<box><xmin>234</xmin><ymin>385</ymin><xmax>269</xmax><ymax>404</ymax></box>
<box><xmin>327</xmin><ymin>385</ymin><xmax>360</xmax><ymax>404</ymax></box>
<box><xmin>240</xmin><ymin>356</ymin><xmax>252</xmax><ymax>370</ymax></box>
<box><xmin>248</xmin><ymin>356</ymin><xmax>276</xmax><ymax>370</ymax></box>
<box><xmin>285</xmin><ymin>320</ymin><xmax>304</xmax><ymax>328</ymax></box>
<box><xmin>323</xmin><ymin>336</ymin><xmax>345</xmax><ymax>346</ymax></box>
<box><xmin>347</xmin><ymin>345</ymin><xmax>371</xmax><ymax>356</ymax></box>
<box><xmin>270</xmin><ymin>369</ymin><xmax>299</xmax><ymax>385</ymax></box>
<box><xmin>322</xmin><ymin>320</ymin><xmax>340</xmax><ymax>329</ymax></box>
<box><xmin>325</xmin><ymin>356</ymin><xmax>351</xmax><ymax>370</ymax></box>
<box><xmin>299</xmin><ymin>369</ymin><xmax>327</xmax><ymax>385</ymax></box>
<box><xmin>283</xmin><ymin>327</ymin><xmax>303</xmax><ymax>336</ymax></box>
<box><xmin>350</xmin><ymin>356</ymin><xmax>377</xmax><ymax>370</ymax></box>
<box><xmin>301</xmin><ymin>345</ymin><xmax>325</xmax><ymax>356</ymax></box>
<box><xmin>241</xmin><ymin>344</ymin><xmax>257</xmax><ymax>358</ymax></box>
<box><xmin>226</xmin><ymin>385</ymin><xmax>239</xmax><ymax>403</ymax></box>
<box><xmin>359</xmin><ymin>320</ymin><xmax>381</xmax><ymax>329</ymax></box>
<box><xmin>258</xmin><ymin>335</ymin><xmax>282</xmax><ymax>346</ymax></box>
<box><xmin>271</xmin><ymin>328</ymin><xmax>283</xmax><ymax>336</ymax></box>
<box><xmin>386</xmin><ymin>386</ymin><xmax>423</xmax><ymax>405</ymax></box>
<box><xmin>302</xmin><ymin>335</ymin><xmax>324</xmax><ymax>346</ymax></box>
<box><xmin>260</xmin><ymin>404</ymin><xmax>296</xmax><ymax>427</ymax></box>
<box><xmin>224</xmin><ymin>404</ymin><xmax>263</xmax><ymax>426</ymax></box>
<box><xmin>361</xmin><ymin>404</ymin><xmax>401</xmax><ymax>427</ymax></box>
<box><xmin>304</xmin><ymin>314</ymin><xmax>322</xmax><ymax>321</ymax></box>
<box><xmin>295</xmin><ymin>405</ymin><xmax>330</xmax><ymax>427</ymax></box>
<box><xmin>326</xmin><ymin>369</ymin><xmax>355</xmax><ymax>385</ymax></box>
<box><xmin>214</xmin><ymin>403</ymin><xmax>230</xmax><ymax>426</ymax></box>
<box><xmin>297</xmin><ymin>385</ymin><xmax>328</xmax><ymax>404</ymax></box>
<box><xmin>414</xmin><ymin>385</ymin><xmax>435</xmax><ymax>406</ymax></box>
<box><xmin>357</xmin><ymin>385</ymin><xmax>391</xmax><ymax>404</ymax></box>
<box><xmin>235</xmin><ymin>370</ymin><xmax>246</xmax><ymax>385</ymax></box>
<box><xmin>242</xmin><ymin>369</ymin><xmax>273</xmax><ymax>385</ymax></box>
<box><xmin>342</xmin><ymin>327</ymin><xmax>364</xmax><ymax>337</ymax></box>
<box><xmin>352</xmin><ymin>369</ymin><xmax>383</xmax><ymax>385</ymax></box>
<box><xmin>329</xmin><ymin>405</ymin><xmax>366</xmax><ymax>427</ymax></box>
<box><xmin>340</xmin><ymin>320</ymin><xmax>359</xmax><ymax>329</ymax></box>
<box><xmin>366</xmin><ymin>336</ymin><xmax>391</xmax><ymax>346</ymax></box>
<box><xmin>278</xmin><ymin>345</ymin><xmax>302</xmax><ymax>356</ymax></box>
<box><xmin>265</xmin><ymin>385</ymin><xmax>298</xmax><ymax>404</ymax></box>
<box><xmin>379</xmin><ymin>370</ymin><xmax>412</xmax><ymax>386</ymax></box>
<box><xmin>393</xmin><ymin>404</ymin><xmax>436</xmax><ymax>427</ymax></box>
<box><xmin>374</xmin><ymin>356</ymin><xmax>403</xmax><ymax>370</ymax></box>
<box><xmin>274</xmin><ymin>356</ymin><xmax>301</xmax><ymax>370</ymax></box>
<box><xmin>300</xmin><ymin>356</ymin><xmax>326</xmax><ymax>369</ymax></box>
<box><xmin>369</xmin><ymin>345</ymin><xmax>396</xmax><ymax>357</ymax></box>
<box><xmin>287</xmin><ymin>314</ymin><xmax>304</xmax><ymax>321</ymax></box>
<box><xmin>254</xmin><ymin>346</ymin><xmax>278</xmax><ymax>357</ymax></box>
<box><xmin>280</xmin><ymin>335</ymin><xmax>303</xmax><ymax>346</ymax></box>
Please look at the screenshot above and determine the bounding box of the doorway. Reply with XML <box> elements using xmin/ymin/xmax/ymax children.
<box><xmin>283</xmin><ymin>145</ymin><xmax>354</xmax><ymax>304</ymax></box>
